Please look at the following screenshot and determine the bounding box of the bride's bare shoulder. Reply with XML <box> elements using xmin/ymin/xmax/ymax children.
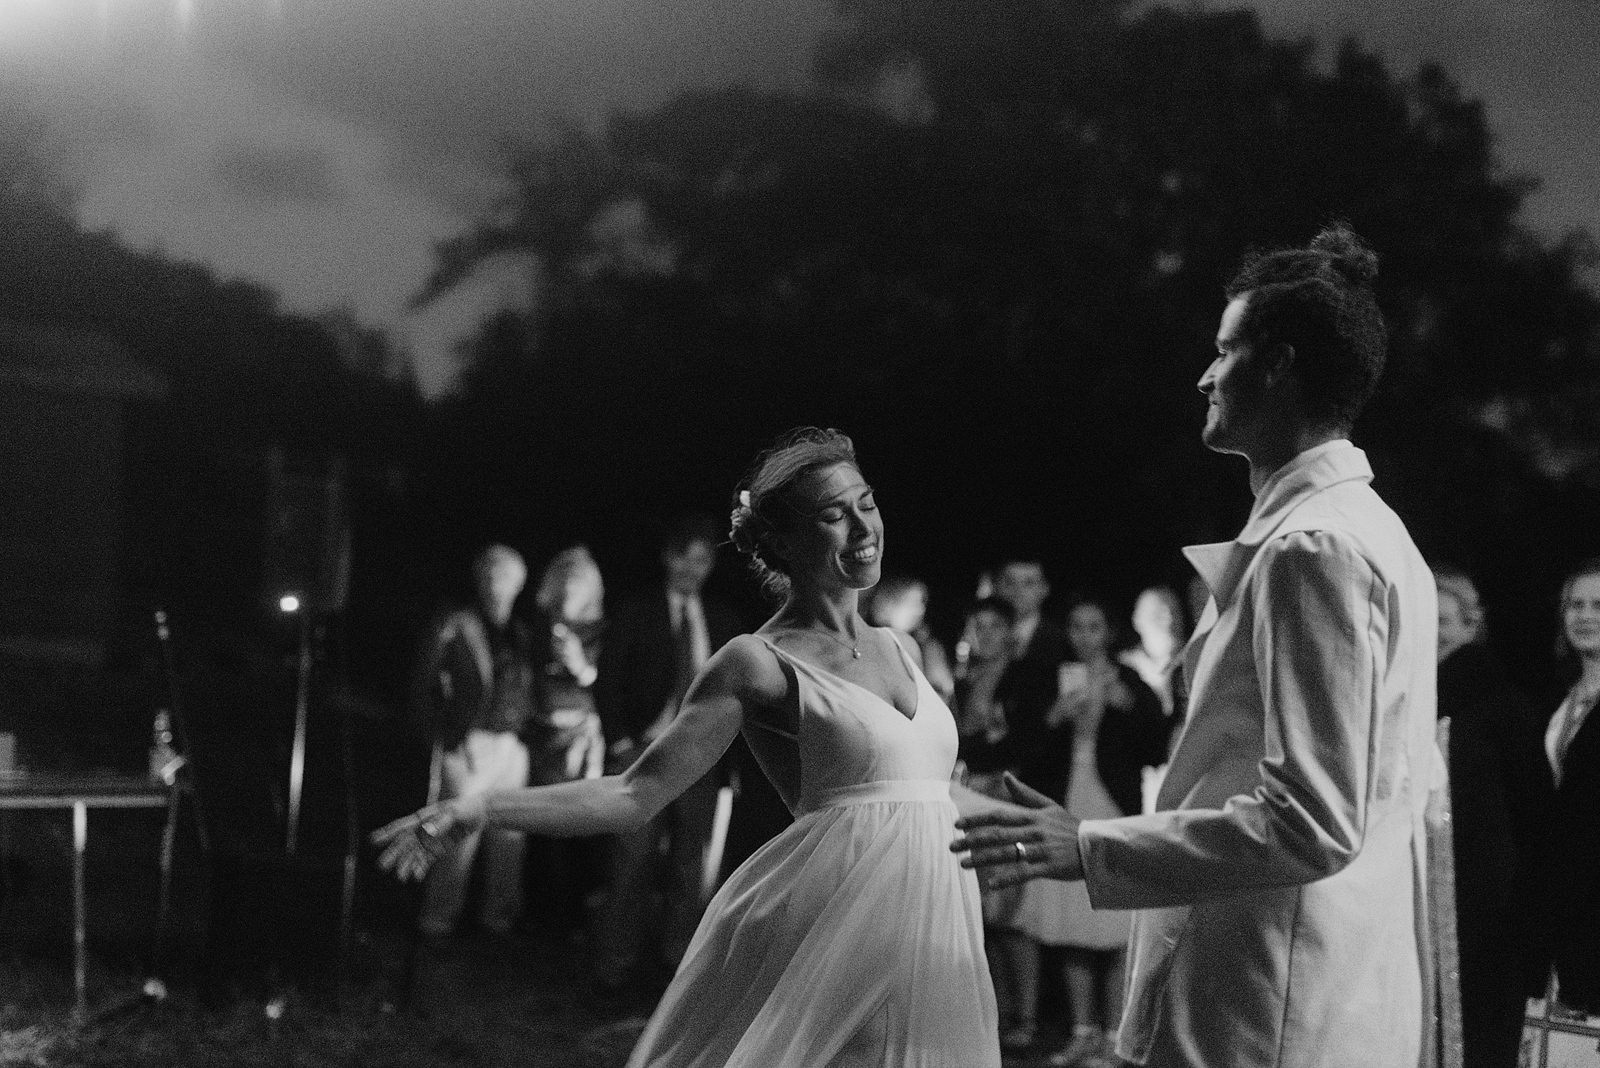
<box><xmin>706</xmin><ymin>633</ymin><xmax>791</xmax><ymax>705</ymax></box>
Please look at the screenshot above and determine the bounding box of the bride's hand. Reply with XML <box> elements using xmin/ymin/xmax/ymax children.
<box><xmin>371</xmin><ymin>796</ymin><xmax>487</xmax><ymax>882</ymax></box>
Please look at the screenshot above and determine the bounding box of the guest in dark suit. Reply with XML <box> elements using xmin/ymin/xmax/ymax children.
<box><xmin>592</xmin><ymin>514</ymin><xmax>744</xmax><ymax>987</ymax></box>
<box><xmin>994</xmin><ymin>557</ymin><xmax>1069</xmax><ymax>671</ymax></box>
<box><xmin>1433</xmin><ymin>566</ymin><xmax>1552</xmax><ymax>1068</ymax></box>
<box><xmin>1539</xmin><ymin>557</ymin><xmax>1600</xmax><ymax>1015</ymax></box>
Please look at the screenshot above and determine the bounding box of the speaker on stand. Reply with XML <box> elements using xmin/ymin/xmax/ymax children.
<box><xmin>202</xmin><ymin>452</ymin><xmax>359</xmax><ymax>1009</ymax></box>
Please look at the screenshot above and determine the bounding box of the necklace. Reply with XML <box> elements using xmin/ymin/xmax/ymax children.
<box><xmin>813</xmin><ymin>627</ymin><xmax>863</xmax><ymax>659</ymax></box>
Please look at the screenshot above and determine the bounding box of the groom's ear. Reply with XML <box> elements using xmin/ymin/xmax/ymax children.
<box><xmin>1260</xmin><ymin>342</ymin><xmax>1296</xmax><ymax>388</ymax></box>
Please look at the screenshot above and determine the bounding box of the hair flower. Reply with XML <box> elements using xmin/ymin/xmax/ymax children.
<box><xmin>739</xmin><ymin>490</ymin><xmax>752</xmax><ymax>509</ymax></box>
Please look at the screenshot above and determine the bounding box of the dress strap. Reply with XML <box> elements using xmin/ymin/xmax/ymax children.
<box><xmin>883</xmin><ymin>627</ymin><xmax>921</xmax><ymax>683</ymax></box>
<box><xmin>757</xmin><ymin>634</ymin><xmax>826</xmax><ymax>679</ymax></box>
<box><xmin>751</xmin><ymin>636</ymin><xmax>803</xmax><ymax>741</ymax></box>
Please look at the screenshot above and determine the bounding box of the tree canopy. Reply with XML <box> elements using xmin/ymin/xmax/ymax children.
<box><xmin>419</xmin><ymin>0</ymin><xmax>1599</xmax><ymax>662</ymax></box>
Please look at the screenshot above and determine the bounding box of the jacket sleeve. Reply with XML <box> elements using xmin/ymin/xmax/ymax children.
<box><xmin>1079</xmin><ymin>531</ymin><xmax>1384</xmax><ymax>909</ymax></box>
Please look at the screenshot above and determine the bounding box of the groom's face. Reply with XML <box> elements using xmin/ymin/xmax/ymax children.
<box><xmin>1199</xmin><ymin>294</ymin><xmax>1272</xmax><ymax>456</ymax></box>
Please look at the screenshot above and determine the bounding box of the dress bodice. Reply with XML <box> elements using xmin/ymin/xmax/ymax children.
<box><xmin>745</xmin><ymin>631</ymin><xmax>959</xmax><ymax>816</ymax></box>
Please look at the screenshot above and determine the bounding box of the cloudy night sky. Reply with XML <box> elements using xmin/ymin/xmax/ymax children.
<box><xmin>2</xmin><ymin>0</ymin><xmax>1596</xmax><ymax>396</ymax></box>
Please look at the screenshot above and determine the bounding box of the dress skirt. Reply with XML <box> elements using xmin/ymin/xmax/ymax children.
<box><xmin>626</xmin><ymin>780</ymin><xmax>1000</xmax><ymax>1068</ymax></box>
<box><xmin>1007</xmin><ymin>745</ymin><xmax>1130</xmax><ymax>951</ymax></box>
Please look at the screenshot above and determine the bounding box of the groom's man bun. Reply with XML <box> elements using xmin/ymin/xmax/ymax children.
<box><xmin>1226</xmin><ymin>222</ymin><xmax>1388</xmax><ymax>431</ymax></box>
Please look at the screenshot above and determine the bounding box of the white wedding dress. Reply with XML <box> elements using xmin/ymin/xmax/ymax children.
<box><xmin>625</xmin><ymin>631</ymin><xmax>999</xmax><ymax>1068</ymax></box>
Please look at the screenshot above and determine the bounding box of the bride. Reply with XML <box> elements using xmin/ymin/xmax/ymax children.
<box><xmin>375</xmin><ymin>427</ymin><xmax>1015</xmax><ymax>1067</ymax></box>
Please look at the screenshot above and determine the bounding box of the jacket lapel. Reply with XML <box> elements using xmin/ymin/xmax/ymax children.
<box><xmin>1177</xmin><ymin>442</ymin><xmax>1376</xmax><ymax>709</ymax></box>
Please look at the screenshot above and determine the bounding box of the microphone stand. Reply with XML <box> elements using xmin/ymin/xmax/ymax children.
<box><xmin>285</xmin><ymin>608</ymin><xmax>314</xmax><ymax>855</ymax></box>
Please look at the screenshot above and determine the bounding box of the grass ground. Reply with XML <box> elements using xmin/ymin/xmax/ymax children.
<box><xmin>1</xmin><ymin>926</ymin><xmax>651</xmax><ymax>1068</ymax></box>
<box><xmin>0</xmin><ymin>788</ymin><xmax>1075</xmax><ymax>1067</ymax></box>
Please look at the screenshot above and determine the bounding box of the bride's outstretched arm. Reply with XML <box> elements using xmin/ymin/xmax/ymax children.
<box><xmin>374</xmin><ymin>636</ymin><xmax>784</xmax><ymax>881</ymax></box>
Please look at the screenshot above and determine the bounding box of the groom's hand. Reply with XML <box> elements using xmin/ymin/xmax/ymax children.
<box><xmin>951</xmin><ymin>772</ymin><xmax>1085</xmax><ymax>887</ymax></box>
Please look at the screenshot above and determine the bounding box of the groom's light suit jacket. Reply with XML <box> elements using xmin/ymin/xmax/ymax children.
<box><xmin>1078</xmin><ymin>441</ymin><xmax>1438</xmax><ymax>1068</ymax></box>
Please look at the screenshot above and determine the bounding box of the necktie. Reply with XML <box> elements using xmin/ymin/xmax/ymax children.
<box><xmin>672</xmin><ymin>596</ymin><xmax>697</xmax><ymax>709</ymax></box>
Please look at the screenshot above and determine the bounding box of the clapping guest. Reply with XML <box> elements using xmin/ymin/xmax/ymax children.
<box><xmin>1432</xmin><ymin>566</ymin><xmax>1551</xmax><ymax>1068</ymax></box>
<box><xmin>867</xmin><ymin>574</ymin><xmax>956</xmax><ymax>701</ymax></box>
<box><xmin>1034</xmin><ymin>598</ymin><xmax>1170</xmax><ymax>1068</ymax></box>
<box><xmin>1540</xmin><ymin>557</ymin><xmax>1600</xmax><ymax>1015</ymax></box>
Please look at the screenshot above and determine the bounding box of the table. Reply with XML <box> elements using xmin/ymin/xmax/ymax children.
<box><xmin>0</xmin><ymin>772</ymin><xmax>176</xmax><ymax>1019</ymax></box>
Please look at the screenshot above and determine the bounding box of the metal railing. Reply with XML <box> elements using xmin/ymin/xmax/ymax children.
<box><xmin>1522</xmin><ymin>983</ymin><xmax>1600</xmax><ymax>1068</ymax></box>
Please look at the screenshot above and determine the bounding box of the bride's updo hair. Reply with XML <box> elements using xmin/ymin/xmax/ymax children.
<box><xmin>729</xmin><ymin>427</ymin><xmax>860</xmax><ymax>602</ymax></box>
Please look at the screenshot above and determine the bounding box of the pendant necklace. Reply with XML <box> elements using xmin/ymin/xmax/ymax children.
<box><xmin>815</xmin><ymin>627</ymin><xmax>862</xmax><ymax>659</ymax></box>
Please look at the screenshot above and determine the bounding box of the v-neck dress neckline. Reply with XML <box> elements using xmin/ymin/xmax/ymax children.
<box><xmin>767</xmin><ymin>628</ymin><xmax>922</xmax><ymax>724</ymax></box>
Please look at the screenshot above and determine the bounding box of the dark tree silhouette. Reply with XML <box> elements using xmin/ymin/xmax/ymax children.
<box><xmin>420</xmin><ymin>2</ymin><xmax>1598</xmax><ymax>672</ymax></box>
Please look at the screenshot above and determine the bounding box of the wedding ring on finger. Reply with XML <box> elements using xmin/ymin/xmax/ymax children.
<box><xmin>1015</xmin><ymin>842</ymin><xmax>1028</xmax><ymax>864</ymax></box>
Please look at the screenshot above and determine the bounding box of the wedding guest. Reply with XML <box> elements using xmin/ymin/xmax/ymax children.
<box><xmin>529</xmin><ymin>546</ymin><xmax>606</xmax><ymax>786</ymax></box>
<box><xmin>410</xmin><ymin>544</ymin><xmax>535</xmax><ymax>938</ymax></box>
<box><xmin>1029</xmin><ymin>598</ymin><xmax>1168</xmax><ymax>1068</ymax></box>
<box><xmin>592</xmin><ymin>515</ymin><xmax>743</xmax><ymax>987</ymax></box>
<box><xmin>866</xmin><ymin>574</ymin><xmax>956</xmax><ymax>701</ymax></box>
<box><xmin>1432</xmin><ymin>565</ymin><xmax>1551</xmax><ymax>1068</ymax></box>
<box><xmin>994</xmin><ymin>557</ymin><xmax>1068</xmax><ymax>670</ymax></box>
<box><xmin>1121</xmin><ymin>585</ymin><xmax>1189</xmax><ymax>813</ymax></box>
<box><xmin>953</xmin><ymin>596</ymin><xmax>1062</xmax><ymax>1052</ymax></box>
<box><xmin>1118</xmin><ymin>586</ymin><xmax>1187</xmax><ymax>716</ymax></box>
<box><xmin>1539</xmin><ymin>557</ymin><xmax>1600</xmax><ymax>1015</ymax></box>
<box><xmin>523</xmin><ymin>545</ymin><xmax>608</xmax><ymax>938</ymax></box>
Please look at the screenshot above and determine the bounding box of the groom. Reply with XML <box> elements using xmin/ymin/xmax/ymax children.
<box><xmin>955</xmin><ymin>225</ymin><xmax>1438</xmax><ymax>1068</ymax></box>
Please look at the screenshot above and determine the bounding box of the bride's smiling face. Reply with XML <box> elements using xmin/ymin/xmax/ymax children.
<box><xmin>775</xmin><ymin>462</ymin><xmax>883</xmax><ymax>593</ymax></box>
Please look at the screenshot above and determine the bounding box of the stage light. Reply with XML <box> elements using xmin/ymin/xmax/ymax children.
<box><xmin>279</xmin><ymin>593</ymin><xmax>301</xmax><ymax>613</ymax></box>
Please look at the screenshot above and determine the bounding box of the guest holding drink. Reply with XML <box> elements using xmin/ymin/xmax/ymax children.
<box><xmin>529</xmin><ymin>546</ymin><xmax>606</xmax><ymax>787</ymax></box>
<box><xmin>524</xmin><ymin>546</ymin><xmax>608</xmax><ymax>938</ymax></box>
